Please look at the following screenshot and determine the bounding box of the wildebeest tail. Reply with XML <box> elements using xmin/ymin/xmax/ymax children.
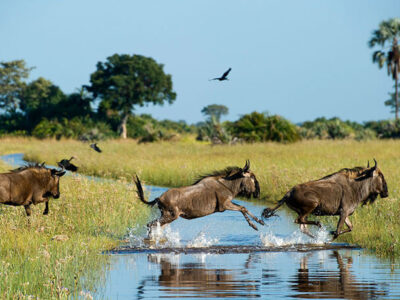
<box><xmin>261</xmin><ymin>190</ymin><xmax>292</xmax><ymax>219</ymax></box>
<box><xmin>134</xmin><ymin>175</ymin><xmax>158</xmax><ymax>206</ymax></box>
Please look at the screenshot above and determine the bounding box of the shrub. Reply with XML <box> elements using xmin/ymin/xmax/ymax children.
<box><xmin>227</xmin><ymin>112</ymin><xmax>301</xmax><ymax>143</ymax></box>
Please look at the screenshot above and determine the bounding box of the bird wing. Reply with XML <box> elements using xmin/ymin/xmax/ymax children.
<box><xmin>221</xmin><ymin>68</ymin><xmax>231</xmax><ymax>78</ymax></box>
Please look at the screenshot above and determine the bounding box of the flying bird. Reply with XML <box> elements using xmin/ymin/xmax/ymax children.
<box><xmin>57</xmin><ymin>157</ymin><xmax>78</xmax><ymax>172</ymax></box>
<box><xmin>90</xmin><ymin>143</ymin><xmax>102</xmax><ymax>153</ymax></box>
<box><xmin>210</xmin><ymin>68</ymin><xmax>232</xmax><ymax>81</ymax></box>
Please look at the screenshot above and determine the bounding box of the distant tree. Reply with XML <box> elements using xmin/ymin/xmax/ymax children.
<box><xmin>369</xmin><ymin>18</ymin><xmax>400</xmax><ymax>119</ymax></box>
<box><xmin>19</xmin><ymin>77</ymin><xmax>67</xmax><ymax>125</ymax></box>
<box><xmin>0</xmin><ymin>60</ymin><xmax>32</xmax><ymax>113</ymax></box>
<box><xmin>87</xmin><ymin>54</ymin><xmax>176</xmax><ymax>138</ymax></box>
<box><xmin>201</xmin><ymin>104</ymin><xmax>229</xmax><ymax>122</ymax></box>
<box><xmin>228</xmin><ymin>111</ymin><xmax>301</xmax><ymax>143</ymax></box>
<box><xmin>384</xmin><ymin>83</ymin><xmax>400</xmax><ymax>114</ymax></box>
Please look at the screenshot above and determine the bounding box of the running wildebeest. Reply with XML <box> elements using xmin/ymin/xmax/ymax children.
<box><xmin>209</xmin><ymin>67</ymin><xmax>232</xmax><ymax>81</ymax></box>
<box><xmin>57</xmin><ymin>157</ymin><xmax>78</xmax><ymax>172</ymax></box>
<box><xmin>134</xmin><ymin>160</ymin><xmax>264</xmax><ymax>234</ymax></box>
<box><xmin>0</xmin><ymin>163</ymin><xmax>66</xmax><ymax>216</ymax></box>
<box><xmin>262</xmin><ymin>159</ymin><xmax>388</xmax><ymax>239</ymax></box>
<box><xmin>90</xmin><ymin>143</ymin><xmax>102</xmax><ymax>153</ymax></box>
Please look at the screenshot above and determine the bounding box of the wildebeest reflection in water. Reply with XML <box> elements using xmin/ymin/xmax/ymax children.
<box><xmin>291</xmin><ymin>251</ymin><xmax>386</xmax><ymax>299</ymax></box>
<box><xmin>137</xmin><ymin>254</ymin><xmax>259</xmax><ymax>298</ymax></box>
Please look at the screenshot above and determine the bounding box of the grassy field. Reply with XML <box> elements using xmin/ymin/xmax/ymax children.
<box><xmin>17</xmin><ymin>137</ymin><xmax>400</xmax><ymax>258</ymax></box>
<box><xmin>1</xmin><ymin>137</ymin><xmax>399</xmax><ymax>298</ymax></box>
<box><xmin>0</xmin><ymin>140</ymin><xmax>151</xmax><ymax>299</ymax></box>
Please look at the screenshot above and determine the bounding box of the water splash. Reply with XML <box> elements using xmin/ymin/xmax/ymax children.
<box><xmin>127</xmin><ymin>223</ymin><xmax>181</xmax><ymax>248</ymax></box>
<box><xmin>260</xmin><ymin>225</ymin><xmax>331</xmax><ymax>246</ymax></box>
<box><xmin>187</xmin><ymin>231</ymin><xmax>219</xmax><ymax>248</ymax></box>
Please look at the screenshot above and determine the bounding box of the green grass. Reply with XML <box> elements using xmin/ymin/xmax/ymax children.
<box><xmin>20</xmin><ymin>138</ymin><xmax>400</xmax><ymax>258</ymax></box>
<box><xmin>0</xmin><ymin>140</ymin><xmax>151</xmax><ymax>299</ymax></box>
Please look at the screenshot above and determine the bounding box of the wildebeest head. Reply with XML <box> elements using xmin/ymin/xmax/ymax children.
<box><xmin>228</xmin><ymin>160</ymin><xmax>260</xmax><ymax>199</ymax></box>
<box><xmin>357</xmin><ymin>159</ymin><xmax>388</xmax><ymax>202</ymax></box>
<box><xmin>44</xmin><ymin>168</ymin><xmax>66</xmax><ymax>199</ymax></box>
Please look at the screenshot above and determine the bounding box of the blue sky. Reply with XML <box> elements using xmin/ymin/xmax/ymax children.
<box><xmin>1</xmin><ymin>0</ymin><xmax>399</xmax><ymax>124</ymax></box>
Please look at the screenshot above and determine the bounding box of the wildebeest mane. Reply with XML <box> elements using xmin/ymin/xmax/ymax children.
<box><xmin>10</xmin><ymin>162</ymin><xmax>47</xmax><ymax>173</ymax></box>
<box><xmin>318</xmin><ymin>166</ymin><xmax>366</xmax><ymax>180</ymax></box>
<box><xmin>192</xmin><ymin>166</ymin><xmax>242</xmax><ymax>185</ymax></box>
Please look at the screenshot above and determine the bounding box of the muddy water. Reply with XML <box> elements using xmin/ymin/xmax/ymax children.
<box><xmin>3</xmin><ymin>154</ymin><xmax>400</xmax><ymax>299</ymax></box>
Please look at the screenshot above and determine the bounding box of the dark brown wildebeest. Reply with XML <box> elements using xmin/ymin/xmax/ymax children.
<box><xmin>0</xmin><ymin>163</ymin><xmax>66</xmax><ymax>216</ymax></box>
<box><xmin>262</xmin><ymin>159</ymin><xmax>388</xmax><ymax>239</ymax></box>
<box><xmin>134</xmin><ymin>160</ymin><xmax>264</xmax><ymax>233</ymax></box>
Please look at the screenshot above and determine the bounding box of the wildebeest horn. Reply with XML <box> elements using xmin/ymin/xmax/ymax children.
<box><xmin>367</xmin><ymin>161</ymin><xmax>370</xmax><ymax>168</ymax></box>
<box><xmin>373</xmin><ymin>158</ymin><xmax>377</xmax><ymax>169</ymax></box>
<box><xmin>243</xmin><ymin>160</ymin><xmax>250</xmax><ymax>172</ymax></box>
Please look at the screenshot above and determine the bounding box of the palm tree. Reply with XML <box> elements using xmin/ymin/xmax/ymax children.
<box><xmin>369</xmin><ymin>18</ymin><xmax>400</xmax><ymax>119</ymax></box>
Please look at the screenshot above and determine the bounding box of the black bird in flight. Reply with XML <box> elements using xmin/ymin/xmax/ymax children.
<box><xmin>90</xmin><ymin>143</ymin><xmax>102</xmax><ymax>153</ymax></box>
<box><xmin>210</xmin><ymin>68</ymin><xmax>232</xmax><ymax>81</ymax></box>
<box><xmin>57</xmin><ymin>157</ymin><xmax>78</xmax><ymax>172</ymax></box>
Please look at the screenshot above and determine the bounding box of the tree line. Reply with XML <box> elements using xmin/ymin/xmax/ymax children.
<box><xmin>0</xmin><ymin>18</ymin><xmax>399</xmax><ymax>143</ymax></box>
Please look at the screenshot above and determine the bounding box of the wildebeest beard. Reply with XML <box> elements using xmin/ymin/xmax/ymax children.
<box><xmin>362</xmin><ymin>193</ymin><xmax>378</xmax><ymax>206</ymax></box>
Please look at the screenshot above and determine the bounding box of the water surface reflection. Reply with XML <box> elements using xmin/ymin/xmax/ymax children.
<box><xmin>100</xmin><ymin>250</ymin><xmax>400</xmax><ymax>299</ymax></box>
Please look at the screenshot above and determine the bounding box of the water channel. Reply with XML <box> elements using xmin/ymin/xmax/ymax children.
<box><xmin>2</xmin><ymin>153</ymin><xmax>400</xmax><ymax>299</ymax></box>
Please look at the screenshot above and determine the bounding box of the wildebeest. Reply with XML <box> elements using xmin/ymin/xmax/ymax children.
<box><xmin>134</xmin><ymin>160</ymin><xmax>264</xmax><ymax>233</ymax></box>
<box><xmin>57</xmin><ymin>156</ymin><xmax>78</xmax><ymax>172</ymax></box>
<box><xmin>0</xmin><ymin>163</ymin><xmax>66</xmax><ymax>216</ymax></box>
<box><xmin>262</xmin><ymin>159</ymin><xmax>388</xmax><ymax>239</ymax></box>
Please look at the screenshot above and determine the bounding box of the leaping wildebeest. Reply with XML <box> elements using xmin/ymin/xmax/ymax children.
<box><xmin>262</xmin><ymin>159</ymin><xmax>388</xmax><ymax>239</ymax></box>
<box><xmin>0</xmin><ymin>163</ymin><xmax>66</xmax><ymax>216</ymax></box>
<box><xmin>134</xmin><ymin>160</ymin><xmax>264</xmax><ymax>234</ymax></box>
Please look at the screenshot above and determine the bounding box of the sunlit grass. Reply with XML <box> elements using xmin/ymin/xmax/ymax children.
<box><xmin>1</xmin><ymin>137</ymin><xmax>400</xmax><ymax>298</ymax></box>
<box><xmin>19</xmin><ymin>138</ymin><xmax>400</xmax><ymax>258</ymax></box>
<box><xmin>0</xmin><ymin>147</ymin><xmax>150</xmax><ymax>299</ymax></box>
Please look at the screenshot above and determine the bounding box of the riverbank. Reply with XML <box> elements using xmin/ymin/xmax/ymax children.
<box><xmin>0</xmin><ymin>151</ymin><xmax>150</xmax><ymax>299</ymax></box>
<box><xmin>17</xmin><ymin>137</ymin><xmax>400</xmax><ymax>257</ymax></box>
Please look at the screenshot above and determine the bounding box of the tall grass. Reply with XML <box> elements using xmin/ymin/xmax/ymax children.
<box><xmin>0</xmin><ymin>143</ymin><xmax>151</xmax><ymax>299</ymax></box>
<box><xmin>18</xmin><ymin>138</ymin><xmax>400</xmax><ymax>258</ymax></box>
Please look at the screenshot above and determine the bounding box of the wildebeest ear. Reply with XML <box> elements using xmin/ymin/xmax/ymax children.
<box><xmin>56</xmin><ymin>170</ymin><xmax>66</xmax><ymax>177</ymax></box>
<box><xmin>51</xmin><ymin>169</ymin><xmax>66</xmax><ymax>177</ymax></box>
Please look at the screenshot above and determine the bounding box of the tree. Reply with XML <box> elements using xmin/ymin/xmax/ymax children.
<box><xmin>0</xmin><ymin>60</ymin><xmax>32</xmax><ymax>113</ymax></box>
<box><xmin>369</xmin><ymin>18</ymin><xmax>400</xmax><ymax>119</ymax></box>
<box><xmin>19</xmin><ymin>77</ymin><xmax>67</xmax><ymax>125</ymax></box>
<box><xmin>87</xmin><ymin>54</ymin><xmax>176</xmax><ymax>138</ymax></box>
<box><xmin>201</xmin><ymin>104</ymin><xmax>229</xmax><ymax>122</ymax></box>
<box><xmin>227</xmin><ymin>111</ymin><xmax>301</xmax><ymax>143</ymax></box>
<box><xmin>384</xmin><ymin>83</ymin><xmax>400</xmax><ymax>114</ymax></box>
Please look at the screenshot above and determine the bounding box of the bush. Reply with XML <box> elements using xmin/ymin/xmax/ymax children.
<box><xmin>364</xmin><ymin>120</ymin><xmax>400</xmax><ymax>139</ymax></box>
<box><xmin>227</xmin><ymin>112</ymin><xmax>301</xmax><ymax>143</ymax></box>
<box><xmin>300</xmin><ymin>117</ymin><xmax>354</xmax><ymax>140</ymax></box>
<box><xmin>32</xmin><ymin>117</ymin><xmax>115</xmax><ymax>140</ymax></box>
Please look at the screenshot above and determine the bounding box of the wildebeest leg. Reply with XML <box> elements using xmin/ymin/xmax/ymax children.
<box><xmin>300</xmin><ymin>224</ymin><xmax>314</xmax><ymax>238</ymax></box>
<box><xmin>43</xmin><ymin>201</ymin><xmax>49</xmax><ymax>215</ymax></box>
<box><xmin>332</xmin><ymin>214</ymin><xmax>350</xmax><ymax>239</ymax></box>
<box><xmin>147</xmin><ymin>210</ymin><xmax>178</xmax><ymax>235</ymax></box>
<box><xmin>223</xmin><ymin>202</ymin><xmax>258</xmax><ymax>231</ymax></box>
<box><xmin>332</xmin><ymin>216</ymin><xmax>352</xmax><ymax>239</ymax></box>
<box><xmin>24</xmin><ymin>205</ymin><xmax>32</xmax><ymax>216</ymax></box>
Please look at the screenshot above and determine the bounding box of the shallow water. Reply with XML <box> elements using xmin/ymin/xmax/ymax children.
<box><xmin>3</xmin><ymin>153</ymin><xmax>400</xmax><ymax>299</ymax></box>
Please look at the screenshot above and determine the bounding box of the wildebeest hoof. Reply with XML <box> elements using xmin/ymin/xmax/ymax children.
<box><xmin>43</xmin><ymin>211</ymin><xmax>49</xmax><ymax>215</ymax></box>
<box><xmin>259</xmin><ymin>220</ymin><xmax>265</xmax><ymax>226</ymax></box>
<box><xmin>250</xmin><ymin>224</ymin><xmax>258</xmax><ymax>231</ymax></box>
<box><xmin>330</xmin><ymin>231</ymin><xmax>339</xmax><ymax>239</ymax></box>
